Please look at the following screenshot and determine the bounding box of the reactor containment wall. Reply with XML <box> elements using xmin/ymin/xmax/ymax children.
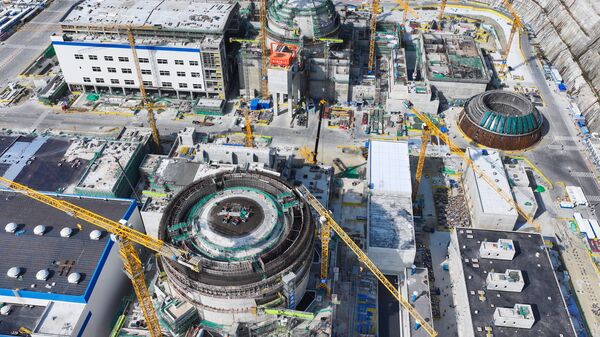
<box><xmin>158</xmin><ymin>171</ymin><xmax>314</xmax><ymax>327</ymax></box>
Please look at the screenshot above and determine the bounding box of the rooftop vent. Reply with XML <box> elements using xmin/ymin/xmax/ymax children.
<box><xmin>36</xmin><ymin>269</ymin><xmax>50</xmax><ymax>281</ymax></box>
<box><xmin>0</xmin><ymin>305</ymin><xmax>11</xmax><ymax>316</ymax></box>
<box><xmin>68</xmin><ymin>272</ymin><xmax>81</xmax><ymax>284</ymax></box>
<box><xmin>60</xmin><ymin>227</ymin><xmax>73</xmax><ymax>238</ymax></box>
<box><xmin>7</xmin><ymin>267</ymin><xmax>22</xmax><ymax>278</ymax></box>
<box><xmin>34</xmin><ymin>225</ymin><xmax>46</xmax><ymax>236</ymax></box>
<box><xmin>90</xmin><ymin>230</ymin><xmax>102</xmax><ymax>240</ymax></box>
<box><xmin>5</xmin><ymin>222</ymin><xmax>18</xmax><ymax>233</ymax></box>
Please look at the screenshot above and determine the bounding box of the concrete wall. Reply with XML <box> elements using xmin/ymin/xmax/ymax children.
<box><xmin>448</xmin><ymin>230</ymin><xmax>476</xmax><ymax>337</ymax></box>
<box><xmin>429</xmin><ymin>81</ymin><xmax>487</xmax><ymax>101</ymax></box>
<box><xmin>199</xmin><ymin>144</ymin><xmax>273</xmax><ymax>167</ymax></box>
<box><xmin>366</xmin><ymin>246</ymin><xmax>416</xmax><ymax>274</ymax></box>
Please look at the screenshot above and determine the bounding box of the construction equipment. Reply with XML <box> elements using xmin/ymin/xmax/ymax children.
<box><xmin>396</xmin><ymin>0</ymin><xmax>419</xmax><ymax>24</ymax></box>
<box><xmin>263</xmin><ymin>308</ymin><xmax>315</xmax><ymax>320</ymax></box>
<box><xmin>439</xmin><ymin>0</ymin><xmax>447</xmax><ymax>20</ymax></box>
<box><xmin>367</xmin><ymin>0</ymin><xmax>379</xmax><ymax>72</ymax></box>
<box><xmin>259</xmin><ymin>0</ymin><xmax>269</xmax><ymax>98</ymax></box>
<box><xmin>403</xmin><ymin>100</ymin><xmax>541</xmax><ymax>231</ymax></box>
<box><xmin>299</xmin><ymin>99</ymin><xmax>327</xmax><ymax>164</ymax></box>
<box><xmin>296</xmin><ymin>186</ymin><xmax>438</xmax><ymax>337</ymax></box>
<box><xmin>0</xmin><ymin>177</ymin><xmax>202</xmax><ymax>337</ymax></box>
<box><xmin>243</xmin><ymin>105</ymin><xmax>254</xmax><ymax>147</ymax></box>
<box><xmin>125</xmin><ymin>27</ymin><xmax>160</xmax><ymax>152</ymax></box>
<box><xmin>474</xmin><ymin>27</ymin><xmax>490</xmax><ymax>43</ymax></box>
<box><xmin>413</xmin><ymin>126</ymin><xmax>430</xmax><ymax>200</ymax></box>
<box><xmin>499</xmin><ymin>0</ymin><xmax>524</xmax><ymax>74</ymax></box>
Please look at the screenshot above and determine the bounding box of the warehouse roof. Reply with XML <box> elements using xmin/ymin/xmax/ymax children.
<box><xmin>63</xmin><ymin>0</ymin><xmax>236</xmax><ymax>34</ymax></box>
<box><xmin>0</xmin><ymin>191</ymin><xmax>133</xmax><ymax>300</ymax></box>
<box><xmin>454</xmin><ymin>228</ymin><xmax>576</xmax><ymax>337</ymax></box>
<box><xmin>466</xmin><ymin>148</ymin><xmax>516</xmax><ymax>216</ymax></box>
<box><xmin>368</xmin><ymin>140</ymin><xmax>412</xmax><ymax>195</ymax></box>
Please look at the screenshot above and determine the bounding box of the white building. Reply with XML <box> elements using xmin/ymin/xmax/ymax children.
<box><xmin>463</xmin><ymin>148</ymin><xmax>518</xmax><ymax>231</ymax></box>
<box><xmin>367</xmin><ymin>140</ymin><xmax>415</xmax><ymax>273</ymax></box>
<box><xmin>53</xmin><ymin>0</ymin><xmax>240</xmax><ymax>100</ymax></box>
<box><xmin>0</xmin><ymin>192</ymin><xmax>143</xmax><ymax>337</ymax></box>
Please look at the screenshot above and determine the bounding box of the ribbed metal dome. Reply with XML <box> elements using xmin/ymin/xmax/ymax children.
<box><xmin>267</xmin><ymin>0</ymin><xmax>339</xmax><ymax>42</ymax></box>
<box><xmin>459</xmin><ymin>90</ymin><xmax>544</xmax><ymax>150</ymax></box>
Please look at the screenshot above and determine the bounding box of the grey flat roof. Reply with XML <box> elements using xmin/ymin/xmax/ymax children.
<box><xmin>455</xmin><ymin>228</ymin><xmax>576</xmax><ymax>337</ymax></box>
<box><xmin>0</xmin><ymin>192</ymin><xmax>133</xmax><ymax>297</ymax></box>
<box><xmin>0</xmin><ymin>304</ymin><xmax>46</xmax><ymax>335</ymax></box>
<box><xmin>63</xmin><ymin>0</ymin><xmax>236</xmax><ymax>34</ymax></box>
<box><xmin>0</xmin><ymin>135</ymin><xmax>17</xmax><ymax>155</ymax></box>
<box><xmin>406</xmin><ymin>267</ymin><xmax>433</xmax><ymax>337</ymax></box>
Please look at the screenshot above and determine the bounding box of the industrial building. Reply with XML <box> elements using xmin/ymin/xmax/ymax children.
<box><xmin>459</xmin><ymin>90</ymin><xmax>544</xmax><ymax>150</ymax></box>
<box><xmin>53</xmin><ymin>0</ymin><xmax>240</xmax><ymax>100</ymax></box>
<box><xmin>463</xmin><ymin>148</ymin><xmax>518</xmax><ymax>231</ymax></box>
<box><xmin>421</xmin><ymin>33</ymin><xmax>490</xmax><ymax>100</ymax></box>
<box><xmin>448</xmin><ymin>228</ymin><xmax>577</xmax><ymax>337</ymax></box>
<box><xmin>367</xmin><ymin>140</ymin><xmax>415</xmax><ymax>273</ymax></box>
<box><xmin>0</xmin><ymin>191</ymin><xmax>142</xmax><ymax>337</ymax></box>
<box><xmin>158</xmin><ymin>171</ymin><xmax>315</xmax><ymax>335</ymax></box>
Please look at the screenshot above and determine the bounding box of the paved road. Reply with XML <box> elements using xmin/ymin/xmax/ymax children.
<box><xmin>0</xmin><ymin>0</ymin><xmax>79</xmax><ymax>85</ymax></box>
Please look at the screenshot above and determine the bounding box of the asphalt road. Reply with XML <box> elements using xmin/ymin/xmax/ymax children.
<box><xmin>0</xmin><ymin>0</ymin><xmax>79</xmax><ymax>85</ymax></box>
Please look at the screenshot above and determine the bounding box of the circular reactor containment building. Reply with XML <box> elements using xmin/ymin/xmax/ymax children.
<box><xmin>159</xmin><ymin>171</ymin><xmax>314</xmax><ymax>327</ymax></box>
<box><xmin>267</xmin><ymin>0</ymin><xmax>340</xmax><ymax>45</ymax></box>
<box><xmin>458</xmin><ymin>90</ymin><xmax>543</xmax><ymax>150</ymax></box>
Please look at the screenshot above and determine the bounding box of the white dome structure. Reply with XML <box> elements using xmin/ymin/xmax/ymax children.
<box><xmin>60</xmin><ymin>227</ymin><xmax>73</xmax><ymax>238</ymax></box>
<box><xmin>7</xmin><ymin>267</ymin><xmax>22</xmax><ymax>278</ymax></box>
<box><xmin>89</xmin><ymin>230</ymin><xmax>102</xmax><ymax>240</ymax></box>
<box><xmin>4</xmin><ymin>222</ymin><xmax>18</xmax><ymax>233</ymax></box>
<box><xmin>36</xmin><ymin>269</ymin><xmax>50</xmax><ymax>281</ymax></box>
<box><xmin>68</xmin><ymin>272</ymin><xmax>81</xmax><ymax>284</ymax></box>
<box><xmin>33</xmin><ymin>225</ymin><xmax>46</xmax><ymax>236</ymax></box>
<box><xmin>0</xmin><ymin>305</ymin><xmax>11</xmax><ymax>315</ymax></box>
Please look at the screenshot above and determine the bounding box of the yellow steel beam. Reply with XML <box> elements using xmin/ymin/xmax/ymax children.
<box><xmin>297</xmin><ymin>186</ymin><xmax>438</xmax><ymax>337</ymax></box>
<box><xmin>368</xmin><ymin>0</ymin><xmax>379</xmax><ymax>72</ymax></box>
<box><xmin>413</xmin><ymin>127</ymin><xmax>430</xmax><ymax>200</ymax></box>
<box><xmin>259</xmin><ymin>0</ymin><xmax>269</xmax><ymax>98</ymax></box>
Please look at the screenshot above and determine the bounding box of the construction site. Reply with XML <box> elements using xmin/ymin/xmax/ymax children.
<box><xmin>0</xmin><ymin>0</ymin><xmax>600</xmax><ymax>336</ymax></box>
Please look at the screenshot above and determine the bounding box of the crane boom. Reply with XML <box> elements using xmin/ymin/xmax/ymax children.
<box><xmin>297</xmin><ymin>186</ymin><xmax>438</xmax><ymax>337</ymax></box>
<box><xmin>368</xmin><ymin>0</ymin><xmax>379</xmax><ymax>72</ymax></box>
<box><xmin>413</xmin><ymin>127</ymin><xmax>430</xmax><ymax>200</ymax></box>
<box><xmin>243</xmin><ymin>106</ymin><xmax>254</xmax><ymax>147</ymax></box>
<box><xmin>404</xmin><ymin>101</ymin><xmax>540</xmax><ymax>231</ymax></box>
<box><xmin>499</xmin><ymin>0</ymin><xmax>524</xmax><ymax>74</ymax></box>
<box><xmin>0</xmin><ymin>176</ymin><xmax>182</xmax><ymax>337</ymax></box>
<box><xmin>259</xmin><ymin>0</ymin><xmax>269</xmax><ymax>98</ymax></box>
<box><xmin>439</xmin><ymin>0</ymin><xmax>446</xmax><ymax>20</ymax></box>
<box><xmin>126</xmin><ymin>28</ymin><xmax>160</xmax><ymax>152</ymax></box>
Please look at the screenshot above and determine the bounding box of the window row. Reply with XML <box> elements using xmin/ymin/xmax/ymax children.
<box><xmin>74</xmin><ymin>54</ymin><xmax>199</xmax><ymax>66</ymax></box>
<box><xmin>90</xmin><ymin>67</ymin><xmax>200</xmax><ymax>77</ymax></box>
<box><xmin>82</xmin><ymin>77</ymin><xmax>202</xmax><ymax>89</ymax></box>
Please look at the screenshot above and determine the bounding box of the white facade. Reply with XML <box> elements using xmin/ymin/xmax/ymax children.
<box><xmin>463</xmin><ymin>148</ymin><xmax>518</xmax><ymax>231</ymax></box>
<box><xmin>52</xmin><ymin>35</ymin><xmax>227</xmax><ymax>99</ymax></box>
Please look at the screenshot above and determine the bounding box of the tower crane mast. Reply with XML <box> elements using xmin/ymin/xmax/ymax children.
<box><xmin>259</xmin><ymin>0</ymin><xmax>270</xmax><ymax>98</ymax></box>
<box><xmin>0</xmin><ymin>176</ymin><xmax>199</xmax><ymax>337</ymax></box>
<box><xmin>499</xmin><ymin>0</ymin><xmax>524</xmax><ymax>74</ymax></box>
<box><xmin>413</xmin><ymin>126</ymin><xmax>430</xmax><ymax>200</ymax></box>
<box><xmin>439</xmin><ymin>0</ymin><xmax>447</xmax><ymax>20</ymax></box>
<box><xmin>368</xmin><ymin>0</ymin><xmax>379</xmax><ymax>72</ymax></box>
<box><xmin>403</xmin><ymin>100</ymin><xmax>540</xmax><ymax>231</ymax></box>
<box><xmin>297</xmin><ymin>186</ymin><xmax>438</xmax><ymax>336</ymax></box>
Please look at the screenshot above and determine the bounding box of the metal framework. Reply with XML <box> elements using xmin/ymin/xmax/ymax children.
<box><xmin>297</xmin><ymin>185</ymin><xmax>438</xmax><ymax>336</ymax></box>
<box><xmin>243</xmin><ymin>106</ymin><xmax>254</xmax><ymax>147</ymax></box>
<box><xmin>404</xmin><ymin>101</ymin><xmax>541</xmax><ymax>231</ymax></box>
<box><xmin>368</xmin><ymin>0</ymin><xmax>379</xmax><ymax>72</ymax></box>
<box><xmin>0</xmin><ymin>176</ymin><xmax>196</xmax><ymax>337</ymax></box>
<box><xmin>397</xmin><ymin>0</ymin><xmax>418</xmax><ymax>23</ymax></box>
<box><xmin>259</xmin><ymin>0</ymin><xmax>269</xmax><ymax>98</ymax></box>
<box><xmin>413</xmin><ymin>127</ymin><xmax>430</xmax><ymax>200</ymax></box>
<box><xmin>126</xmin><ymin>28</ymin><xmax>161</xmax><ymax>152</ymax></box>
<box><xmin>499</xmin><ymin>0</ymin><xmax>524</xmax><ymax>74</ymax></box>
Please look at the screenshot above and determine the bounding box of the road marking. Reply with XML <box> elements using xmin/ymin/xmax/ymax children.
<box><xmin>547</xmin><ymin>144</ymin><xmax>580</xmax><ymax>151</ymax></box>
<box><xmin>553</xmin><ymin>135</ymin><xmax>578</xmax><ymax>142</ymax></box>
<box><xmin>571</xmin><ymin>171</ymin><xmax>596</xmax><ymax>178</ymax></box>
<box><xmin>585</xmin><ymin>195</ymin><xmax>600</xmax><ymax>202</ymax></box>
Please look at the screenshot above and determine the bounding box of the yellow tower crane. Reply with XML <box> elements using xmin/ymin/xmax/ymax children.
<box><xmin>368</xmin><ymin>0</ymin><xmax>380</xmax><ymax>72</ymax></box>
<box><xmin>296</xmin><ymin>186</ymin><xmax>438</xmax><ymax>337</ymax></box>
<box><xmin>0</xmin><ymin>177</ymin><xmax>201</xmax><ymax>337</ymax></box>
<box><xmin>259</xmin><ymin>0</ymin><xmax>270</xmax><ymax>98</ymax></box>
<box><xmin>403</xmin><ymin>100</ymin><xmax>541</xmax><ymax>231</ymax></box>
<box><xmin>499</xmin><ymin>0</ymin><xmax>524</xmax><ymax>74</ymax></box>
<box><xmin>396</xmin><ymin>0</ymin><xmax>419</xmax><ymax>24</ymax></box>
<box><xmin>243</xmin><ymin>105</ymin><xmax>254</xmax><ymax>148</ymax></box>
<box><xmin>125</xmin><ymin>28</ymin><xmax>161</xmax><ymax>152</ymax></box>
<box><xmin>413</xmin><ymin>126</ymin><xmax>431</xmax><ymax>200</ymax></box>
<box><xmin>439</xmin><ymin>0</ymin><xmax>447</xmax><ymax>20</ymax></box>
